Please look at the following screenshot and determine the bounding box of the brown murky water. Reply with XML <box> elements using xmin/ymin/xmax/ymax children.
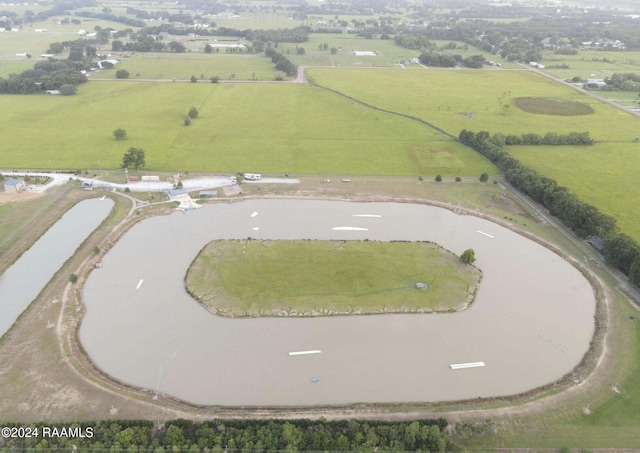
<box><xmin>80</xmin><ymin>200</ymin><xmax>595</xmax><ymax>406</ymax></box>
<box><xmin>0</xmin><ymin>198</ymin><xmax>114</xmax><ymax>338</ymax></box>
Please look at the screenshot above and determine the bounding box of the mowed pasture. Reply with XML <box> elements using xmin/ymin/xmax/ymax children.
<box><xmin>0</xmin><ymin>80</ymin><xmax>494</xmax><ymax>176</ymax></box>
<box><xmin>98</xmin><ymin>53</ymin><xmax>283</xmax><ymax>81</ymax></box>
<box><xmin>0</xmin><ymin>18</ymin><xmax>137</xmax><ymax>59</ymax></box>
<box><xmin>541</xmin><ymin>49</ymin><xmax>640</xmax><ymax>81</ymax></box>
<box><xmin>309</xmin><ymin>67</ymin><xmax>640</xmax><ymax>240</ymax></box>
<box><xmin>186</xmin><ymin>239</ymin><xmax>480</xmax><ymax>317</ymax></box>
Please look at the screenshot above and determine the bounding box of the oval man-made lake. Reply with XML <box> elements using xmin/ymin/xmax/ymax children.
<box><xmin>80</xmin><ymin>200</ymin><xmax>595</xmax><ymax>406</ymax></box>
<box><xmin>0</xmin><ymin>197</ymin><xmax>114</xmax><ymax>339</ymax></box>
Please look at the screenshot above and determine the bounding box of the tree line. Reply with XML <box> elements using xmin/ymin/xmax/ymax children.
<box><xmin>419</xmin><ymin>52</ymin><xmax>486</xmax><ymax>68</ymax></box>
<box><xmin>501</xmin><ymin>131</ymin><xmax>593</xmax><ymax>146</ymax></box>
<box><xmin>0</xmin><ymin>418</ymin><xmax>451</xmax><ymax>452</ymax></box>
<box><xmin>459</xmin><ymin>129</ymin><xmax>640</xmax><ymax>286</ymax></box>
<box><xmin>264</xmin><ymin>48</ymin><xmax>297</xmax><ymax>78</ymax></box>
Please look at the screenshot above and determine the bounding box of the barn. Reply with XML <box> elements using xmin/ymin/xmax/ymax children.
<box><xmin>3</xmin><ymin>179</ymin><xmax>26</xmax><ymax>193</ymax></box>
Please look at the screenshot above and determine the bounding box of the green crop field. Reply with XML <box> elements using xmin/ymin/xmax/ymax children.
<box><xmin>309</xmin><ymin>67</ymin><xmax>640</xmax><ymax>241</ymax></box>
<box><xmin>98</xmin><ymin>53</ymin><xmax>283</xmax><ymax>81</ymax></box>
<box><xmin>0</xmin><ymin>80</ymin><xmax>494</xmax><ymax>176</ymax></box>
<box><xmin>541</xmin><ymin>49</ymin><xmax>640</xmax><ymax>81</ymax></box>
<box><xmin>185</xmin><ymin>239</ymin><xmax>480</xmax><ymax>317</ymax></box>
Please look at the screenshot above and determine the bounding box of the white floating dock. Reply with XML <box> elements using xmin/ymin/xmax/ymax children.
<box><xmin>332</xmin><ymin>226</ymin><xmax>368</xmax><ymax>231</ymax></box>
<box><xmin>136</xmin><ymin>279</ymin><xmax>144</xmax><ymax>290</ymax></box>
<box><xmin>450</xmin><ymin>362</ymin><xmax>485</xmax><ymax>370</ymax></box>
<box><xmin>476</xmin><ymin>230</ymin><xmax>495</xmax><ymax>239</ymax></box>
<box><xmin>352</xmin><ymin>214</ymin><xmax>382</xmax><ymax>218</ymax></box>
<box><xmin>288</xmin><ymin>350</ymin><xmax>322</xmax><ymax>356</ymax></box>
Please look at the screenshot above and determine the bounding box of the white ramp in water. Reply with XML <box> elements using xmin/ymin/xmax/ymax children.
<box><xmin>476</xmin><ymin>230</ymin><xmax>495</xmax><ymax>239</ymax></box>
<box><xmin>289</xmin><ymin>350</ymin><xmax>322</xmax><ymax>356</ymax></box>
<box><xmin>450</xmin><ymin>362</ymin><xmax>485</xmax><ymax>370</ymax></box>
<box><xmin>332</xmin><ymin>226</ymin><xmax>368</xmax><ymax>231</ymax></box>
<box><xmin>352</xmin><ymin>214</ymin><xmax>382</xmax><ymax>218</ymax></box>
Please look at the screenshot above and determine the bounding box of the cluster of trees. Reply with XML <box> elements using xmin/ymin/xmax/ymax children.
<box><xmin>0</xmin><ymin>59</ymin><xmax>86</xmax><ymax>95</ymax></box>
<box><xmin>112</xmin><ymin>37</ymin><xmax>185</xmax><ymax>53</ymax></box>
<box><xmin>395</xmin><ymin>34</ymin><xmax>437</xmax><ymax>50</ymax></box>
<box><xmin>418</xmin><ymin>52</ymin><xmax>486</xmax><ymax>68</ymax></box>
<box><xmin>264</xmin><ymin>48</ymin><xmax>297</xmax><ymax>78</ymax></box>
<box><xmin>217</xmin><ymin>26</ymin><xmax>309</xmax><ymax>44</ymax></box>
<box><xmin>75</xmin><ymin>10</ymin><xmax>145</xmax><ymax>28</ymax></box>
<box><xmin>0</xmin><ymin>418</ymin><xmax>451</xmax><ymax>452</ymax></box>
<box><xmin>502</xmin><ymin>131</ymin><xmax>593</xmax><ymax>146</ymax></box>
<box><xmin>459</xmin><ymin>129</ymin><xmax>640</xmax><ymax>285</ymax></box>
<box><xmin>602</xmin><ymin>73</ymin><xmax>640</xmax><ymax>91</ymax></box>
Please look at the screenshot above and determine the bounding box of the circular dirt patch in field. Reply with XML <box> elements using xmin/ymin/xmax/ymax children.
<box><xmin>513</xmin><ymin>97</ymin><xmax>594</xmax><ymax>116</ymax></box>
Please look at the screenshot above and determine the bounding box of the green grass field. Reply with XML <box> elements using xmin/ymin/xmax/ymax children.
<box><xmin>0</xmin><ymin>59</ymin><xmax>36</xmax><ymax>78</ymax></box>
<box><xmin>0</xmin><ymin>18</ymin><xmax>137</xmax><ymax>59</ymax></box>
<box><xmin>185</xmin><ymin>239</ymin><xmax>481</xmax><ymax>316</ymax></box>
<box><xmin>309</xmin><ymin>67</ymin><xmax>640</xmax><ymax>241</ymax></box>
<box><xmin>0</xmin><ymin>80</ymin><xmax>494</xmax><ymax>176</ymax></box>
<box><xmin>98</xmin><ymin>53</ymin><xmax>283</xmax><ymax>81</ymax></box>
<box><xmin>541</xmin><ymin>49</ymin><xmax>640</xmax><ymax>84</ymax></box>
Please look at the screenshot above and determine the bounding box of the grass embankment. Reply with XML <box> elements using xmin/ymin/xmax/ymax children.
<box><xmin>185</xmin><ymin>240</ymin><xmax>481</xmax><ymax>317</ymax></box>
<box><xmin>456</xmin><ymin>291</ymin><xmax>640</xmax><ymax>449</ymax></box>
<box><xmin>0</xmin><ymin>81</ymin><xmax>494</xmax><ymax>177</ymax></box>
<box><xmin>0</xmin><ymin>185</ymin><xmax>79</xmax><ymax>275</ymax></box>
<box><xmin>308</xmin><ymin>67</ymin><xmax>640</xmax><ymax>241</ymax></box>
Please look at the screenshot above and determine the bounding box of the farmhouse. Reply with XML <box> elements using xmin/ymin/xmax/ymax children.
<box><xmin>97</xmin><ymin>59</ymin><xmax>119</xmax><ymax>69</ymax></box>
<box><xmin>3</xmin><ymin>179</ymin><xmax>26</xmax><ymax>193</ymax></box>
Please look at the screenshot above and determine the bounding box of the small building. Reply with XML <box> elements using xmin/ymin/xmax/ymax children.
<box><xmin>4</xmin><ymin>179</ymin><xmax>26</xmax><ymax>193</ymax></box>
<box><xmin>586</xmin><ymin>78</ymin><xmax>607</xmax><ymax>88</ymax></box>
<box><xmin>97</xmin><ymin>59</ymin><xmax>119</xmax><ymax>69</ymax></box>
<box><xmin>128</xmin><ymin>175</ymin><xmax>140</xmax><ymax>182</ymax></box>
<box><xmin>207</xmin><ymin>43</ymin><xmax>246</xmax><ymax>49</ymax></box>
<box><xmin>199</xmin><ymin>190</ymin><xmax>218</xmax><ymax>198</ymax></box>
<box><xmin>168</xmin><ymin>188</ymin><xmax>188</xmax><ymax>198</ymax></box>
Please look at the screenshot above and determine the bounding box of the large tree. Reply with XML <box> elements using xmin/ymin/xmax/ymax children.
<box><xmin>121</xmin><ymin>147</ymin><xmax>145</xmax><ymax>170</ymax></box>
